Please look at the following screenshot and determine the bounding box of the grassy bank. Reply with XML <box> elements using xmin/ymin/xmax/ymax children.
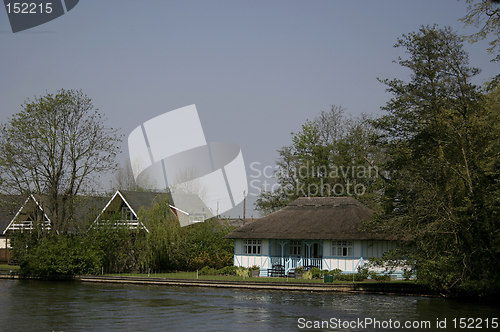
<box><xmin>2</xmin><ymin>267</ymin><xmax>415</xmax><ymax>286</ymax></box>
<box><xmin>106</xmin><ymin>271</ymin><xmax>414</xmax><ymax>285</ymax></box>
<box><xmin>0</xmin><ymin>264</ymin><xmax>20</xmax><ymax>272</ymax></box>
<box><xmin>78</xmin><ymin>274</ymin><xmax>432</xmax><ymax>296</ymax></box>
<box><xmin>0</xmin><ymin>268</ymin><xmax>431</xmax><ymax>295</ymax></box>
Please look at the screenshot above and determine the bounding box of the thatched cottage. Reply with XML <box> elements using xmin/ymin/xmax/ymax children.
<box><xmin>226</xmin><ymin>197</ymin><xmax>401</xmax><ymax>277</ymax></box>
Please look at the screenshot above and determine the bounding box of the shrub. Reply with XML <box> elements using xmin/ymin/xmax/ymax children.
<box><xmin>335</xmin><ymin>273</ymin><xmax>365</xmax><ymax>282</ymax></box>
<box><xmin>310</xmin><ymin>268</ymin><xmax>329</xmax><ymax>279</ymax></box>
<box><xmin>218</xmin><ymin>265</ymin><xmax>238</xmax><ymax>276</ymax></box>
<box><xmin>199</xmin><ymin>265</ymin><xmax>240</xmax><ymax>276</ymax></box>
<box><xmin>302</xmin><ymin>268</ymin><xmax>330</xmax><ymax>279</ymax></box>
<box><xmin>329</xmin><ymin>268</ymin><xmax>343</xmax><ymax>278</ymax></box>
<box><xmin>198</xmin><ymin>266</ymin><xmax>218</xmax><ymax>275</ymax></box>
<box><xmin>357</xmin><ymin>266</ymin><xmax>370</xmax><ymax>279</ymax></box>
<box><xmin>19</xmin><ymin>235</ymin><xmax>101</xmax><ymax>278</ymax></box>
<box><xmin>403</xmin><ymin>267</ymin><xmax>415</xmax><ymax>281</ymax></box>
<box><xmin>236</xmin><ymin>267</ymin><xmax>250</xmax><ymax>278</ymax></box>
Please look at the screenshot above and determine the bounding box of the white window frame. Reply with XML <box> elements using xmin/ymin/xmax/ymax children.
<box><xmin>333</xmin><ymin>240</ymin><xmax>353</xmax><ymax>257</ymax></box>
<box><xmin>121</xmin><ymin>206</ymin><xmax>135</xmax><ymax>220</ymax></box>
<box><xmin>243</xmin><ymin>239</ymin><xmax>262</xmax><ymax>255</ymax></box>
<box><xmin>289</xmin><ymin>240</ymin><xmax>302</xmax><ymax>256</ymax></box>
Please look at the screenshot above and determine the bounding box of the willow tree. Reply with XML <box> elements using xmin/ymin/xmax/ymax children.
<box><xmin>0</xmin><ymin>89</ymin><xmax>121</xmax><ymax>233</ymax></box>
<box><xmin>374</xmin><ymin>26</ymin><xmax>499</xmax><ymax>297</ymax></box>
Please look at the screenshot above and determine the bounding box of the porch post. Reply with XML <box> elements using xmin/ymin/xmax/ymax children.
<box><xmin>279</xmin><ymin>241</ymin><xmax>286</xmax><ymax>266</ymax></box>
<box><xmin>305</xmin><ymin>241</ymin><xmax>312</xmax><ymax>267</ymax></box>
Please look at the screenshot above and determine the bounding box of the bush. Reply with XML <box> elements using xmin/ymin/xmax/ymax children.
<box><xmin>403</xmin><ymin>267</ymin><xmax>415</xmax><ymax>281</ymax></box>
<box><xmin>198</xmin><ymin>266</ymin><xmax>218</xmax><ymax>275</ymax></box>
<box><xmin>329</xmin><ymin>268</ymin><xmax>343</xmax><ymax>278</ymax></box>
<box><xmin>303</xmin><ymin>268</ymin><xmax>330</xmax><ymax>279</ymax></box>
<box><xmin>19</xmin><ymin>235</ymin><xmax>101</xmax><ymax>278</ymax></box>
<box><xmin>311</xmin><ymin>268</ymin><xmax>329</xmax><ymax>279</ymax></box>
<box><xmin>325</xmin><ymin>269</ymin><xmax>366</xmax><ymax>282</ymax></box>
<box><xmin>236</xmin><ymin>267</ymin><xmax>250</xmax><ymax>278</ymax></box>
<box><xmin>357</xmin><ymin>266</ymin><xmax>370</xmax><ymax>279</ymax></box>
<box><xmin>334</xmin><ymin>273</ymin><xmax>365</xmax><ymax>282</ymax></box>
<box><xmin>198</xmin><ymin>265</ymin><xmax>249</xmax><ymax>277</ymax></box>
<box><xmin>218</xmin><ymin>265</ymin><xmax>238</xmax><ymax>276</ymax></box>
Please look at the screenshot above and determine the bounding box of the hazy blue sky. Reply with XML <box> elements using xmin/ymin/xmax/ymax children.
<box><xmin>1</xmin><ymin>1</ymin><xmax>498</xmax><ymax>216</ymax></box>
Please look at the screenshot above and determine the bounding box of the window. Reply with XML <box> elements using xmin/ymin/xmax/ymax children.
<box><xmin>189</xmin><ymin>214</ymin><xmax>205</xmax><ymax>223</ymax></box>
<box><xmin>333</xmin><ymin>240</ymin><xmax>353</xmax><ymax>257</ymax></box>
<box><xmin>243</xmin><ymin>239</ymin><xmax>261</xmax><ymax>254</ymax></box>
<box><xmin>289</xmin><ymin>240</ymin><xmax>302</xmax><ymax>256</ymax></box>
<box><xmin>121</xmin><ymin>206</ymin><xmax>135</xmax><ymax>220</ymax></box>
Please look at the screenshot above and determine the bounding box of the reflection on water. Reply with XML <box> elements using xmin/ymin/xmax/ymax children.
<box><xmin>0</xmin><ymin>280</ymin><xmax>497</xmax><ymax>331</ymax></box>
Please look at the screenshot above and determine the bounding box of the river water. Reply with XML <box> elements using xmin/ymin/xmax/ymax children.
<box><xmin>0</xmin><ymin>280</ymin><xmax>497</xmax><ymax>331</ymax></box>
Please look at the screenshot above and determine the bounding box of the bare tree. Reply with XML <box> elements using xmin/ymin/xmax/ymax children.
<box><xmin>315</xmin><ymin>105</ymin><xmax>347</xmax><ymax>145</ymax></box>
<box><xmin>0</xmin><ymin>89</ymin><xmax>122</xmax><ymax>233</ymax></box>
<box><xmin>113</xmin><ymin>159</ymin><xmax>139</xmax><ymax>191</ymax></box>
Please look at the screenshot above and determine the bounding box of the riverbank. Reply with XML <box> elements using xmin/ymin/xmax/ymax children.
<box><xmin>78</xmin><ymin>275</ymin><xmax>436</xmax><ymax>296</ymax></box>
<box><xmin>0</xmin><ymin>272</ymin><xmax>435</xmax><ymax>296</ymax></box>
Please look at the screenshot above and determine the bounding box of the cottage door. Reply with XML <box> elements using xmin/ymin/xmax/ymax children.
<box><xmin>312</xmin><ymin>243</ymin><xmax>322</xmax><ymax>258</ymax></box>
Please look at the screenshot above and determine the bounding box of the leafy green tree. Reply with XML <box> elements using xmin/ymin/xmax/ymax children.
<box><xmin>256</xmin><ymin>106</ymin><xmax>385</xmax><ymax>214</ymax></box>
<box><xmin>461</xmin><ymin>0</ymin><xmax>500</xmax><ymax>57</ymax></box>
<box><xmin>0</xmin><ymin>89</ymin><xmax>121</xmax><ymax>233</ymax></box>
<box><xmin>374</xmin><ymin>25</ymin><xmax>499</xmax><ymax>297</ymax></box>
<box><xmin>86</xmin><ymin>221</ymin><xmax>143</xmax><ymax>274</ymax></box>
<box><xmin>180</xmin><ymin>219</ymin><xmax>235</xmax><ymax>270</ymax></box>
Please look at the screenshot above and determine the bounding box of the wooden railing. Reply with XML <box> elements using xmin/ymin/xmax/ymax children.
<box><xmin>96</xmin><ymin>220</ymin><xmax>140</xmax><ymax>229</ymax></box>
<box><xmin>269</xmin><ymin>256</ymin><xmax>323</xmax><ymax>275</ymax></box>
<box><xmin>6</xmin><ymin>220</ymin><xmax>51</xmax><ymax>232</ymax></box>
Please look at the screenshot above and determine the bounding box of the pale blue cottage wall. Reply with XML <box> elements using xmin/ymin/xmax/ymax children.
<box><xmin>322</xmin><ymin>240</ymin><xmax>399</xmax><ymax>273</ymax></box>
<box><xmin>234</xmin><ymin>239</ymin><xmax>401</xmax><ymax>274</ymax></box>
<box><xmin>233</xmin><ymin>239</ymin><xmax>271</xmax><ymax>269</ymax></box>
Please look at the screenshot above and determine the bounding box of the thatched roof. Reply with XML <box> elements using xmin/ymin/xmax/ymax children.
<box><xmin>226</xmin><ymin>197</ymin><xmax>393</xmax><ymax>240</ymax></box>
